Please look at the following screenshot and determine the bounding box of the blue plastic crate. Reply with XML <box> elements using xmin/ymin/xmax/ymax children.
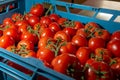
<box><xmin>0</xmin><ymin>0</ymin><xmax>120</xmax><ymax>80</ymax></box>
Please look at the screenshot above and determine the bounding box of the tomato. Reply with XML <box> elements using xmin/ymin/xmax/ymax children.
<box><xmin>76</xmin><ymin>47</ymin><xmax>92</xmax><ymax>65</ymax></box>
<box><xmin>49</xmin><ymin>13</ymin><xmax>60</xmax><ymax>22</ymax></box>
<box><xmin>85</xmin><ymin>22</ymin><xmax>100</xmax><ymax>32</ymax></box>
<box><xmin>94</xmin><ymin>29</ymin><xmax>111</xmax><ymax>41</ymax></box>
<box><xmin>88</xmin><ymin>37</ymin><xmax>105</xmax><ymax>52</ymax></box>
<box><xmin>95</xmin><ymin>48</ymin><xmax>113</xmax><ymax>64</ymax></box>
<box><xmin>57</xmin><ymin>17</ymin><xmax>67</xmax><ymax>26</ymax></box>
<box><xmin>111</xmin><ymin>30</ymin><xmax>120</xmax><ymax>40</ymax></box>
<box><xmin>54</xmin><ymin>30</ymin><xmax>71</xmax><ymax>42</ymax></box>
<box><xmin>51</xmin><ymin>53</ymin><xmax>82</xmax><ymax>79</ymax></box>
<box><xmin>15</xmin><ymin>20</ymin><xmax>28</xmax><ymax>27</ymax></box>
<box><xmin>11</xmin><ymin>13</ymin><xmax>23</xmax><ymax>22</ymax></box>
<box><xmin>20</xmin><ymin>31</ymin><xmax>38</xmax><ymax>45</ymax></box>
<box><xmin>27</xmin><ymin>15</ymin><xmax>39</xmax><ymax>27</ymax></box>
<box><xmin>37</xmin><ymin>48</ymin><xmax>55</xmax><ymax>64</ymax></box>
<box><xmin>0</xmin><ymin>35</ymin><xmax>15</xmax><ymax>49</ymax></box>
<box><xmin>40</xmin><ymin>16</ymin><xmax>52</xmax><ymax>26</ymax></box>
<box><xmin>111</xmin><ymin>58</ymin><xmax>120</xmax><ymax>79</ymax></box>
<box><xmin>0</xmin><ymin>29</ymin><xmax>3</xmax><ymax>37</ymax></box>
<box><xmin>74</xmin><ymin>21</ymin><xmax>84</xmax><ymax>29</ymax></box>
<box><xmin>17</xmin><ymin>40</ymin><xmax>34</xmax><ymax>50</ymax></box>
<box><xmin>107</xmin><ymin>39</ymin><xmax>120</xmax><ymax>57</ymax></box>
<box><xmin>3</xmin><ymin>18</ymin><xmax>13</xmax><ymax>26</ymax></box>
<box><xmin>48</xmin><ymin>22</ymin><xmax>61</xmax><ymax>33</ymax></box>
<box><xmin>30</xmin><ymin>3</ymin><xmax>44</xmax><ymax>17</ymax></box>
<box><xmin>40</xmin><ymin>28</ymin><xmax>55</xmax><ymax>38</ymax></box>
<box><xmin>6</xmin><ymin>45</ymin><xmax>16</xmax><ymax>53</ymax></box>
<box><xmin>76</xmin><ymin>28</ymin><xmax>90</xmax><ymax>38</ymax></box>
<box><xmin>63</xmin><ymin>27</ymin><xmax>76</xmax><ymax>38</ymax></box>
<box><xmin>59</xmin><ymin>42</ymin><xmax>77</xmax><ymax>54</ymax></box>
<box><xmin>85</xmin><ymin>61</ymin><xmax>114</xmax><ymax>80</ymax></box>
<box><xmin>72</xmin><ymin>34</ymin><xmax>88</xmax><ymax>47</ymax></box>
<box><xmin>3</xmin><ymin>28</ymin><xmax>20</xmax><ymax>42</ymax></box>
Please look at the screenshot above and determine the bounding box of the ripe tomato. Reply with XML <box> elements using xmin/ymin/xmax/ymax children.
<box><xmin>111</xmin><ymin>30</ymin><xmax>120</xmax><ymax>40</ymax></box>
<box><xmin>48</xmin><ymin>22</ymin><xmax>61</xmax><ymax>33</ymax></box>
<box><xmin>88</xmin><ymin>37</ymin><xmax>105</xmax><ymax>52</ymax></box>
<box><xmin>59</xmin><ymin>42</ymin><xmax>77</xmax><ymax>54</ymax></box>
<box><xmin>95</xmin><ymin>48</ymin><xmax>113</xmax><ymax>64</ymax></box>
<box><xmin>40</xmin><ymin>16</ymin><xmax>52</xmax><ymax>26</ymax></box>
<box><xmin>20</xmin><ymin>31</ymin><xmax>38</xmax><ymax>45</ymax></box>
<box><xmin>27</xmin><ymin>15</ymin><xmax>39</xmax><ymax>27</ymax></box>
<box><xmin>3</xmin><ymin>18</ymin><xmax>13</xmax><ymax>26</ymax></box>
<box><xmin>107</xmin><ymin>39</ymin><xmax>120</xmax><ymax>57</ymax></box>
<box><xmin>51</xmin><ymin>53</ymin><xmax>82</xmax><ymax>79</ymax></box>
<box><xmin>54</xmin><ymin>30</ymin><xmax>71</xmax><ymax>42</ymax></box>
<box><xmin>76</xmin><ymin>47</ymin><xmax>92</xmax><ymax>65</ymax></box>
<box><xmin>17</xmin><ymin>40</ymin><xmax>34</xmax><ymax>50</ymax></box>
<box><xmin>85</xmin><ymin>61</ymin><xmax>114</xmax><ymax>80</ymax></box>
<box><xmin>37</xmin><ymin>48</ymin><xmax>55</xmax><ymax>64</ymax></box>
<box><xmin>3</xmin><ymin>28</ymin><xmax>20</xmax><ymax>42</ymax></box>
<box><xmin>85</xmin><ymin>22</ymin><xmax>100</xmax><ymax>32</ymax></box>
<box><xmin>57</xmin><ymin>17</ymin><xmax>67</xmax><ymax>26</ymax></box>
<box><xmin>49</xmin><ymin>13</ymin><xmax>60</xmax><ymax>22</ymax></box>
<box><xmin>0</xmin><ymin>35</ymin><xmax>15</xmax><ymax>49</ymax></box>
<box><xmin>74</xmin><ymin>21</ymin><xmax>84</xmax><ymax>29</ymax></box>
<box><xmin>30</xmin><ymin>3</ymin><xmax>44</xmax><ymax>17</ymax></box>
<box><xmin>72</xmin><ymin>34</ymin><xmax>88</xmax><ymax>47</ymax></box>
<box><xmin>63</xmin><ymin>27</ymin><xmax>76</xmax><ymax>38</ymax></box>
<box><xmin>11</xmin><ymin>13</ymin><xmax>23</xmax><ymax>22</ymax></box>
<box><xmin>94</xmin><ymin>29</ymin><xmax>111</xmax><ymax>41</ymax></box>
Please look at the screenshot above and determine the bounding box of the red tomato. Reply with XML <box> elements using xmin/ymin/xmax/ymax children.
<box><xmin>95</xmin><ymin>48</ymin><xmax>113</xmax><ymax>64</ymax></box>
<box><xmin>107</xmin><ymin>39</ymin><xmax>120</xmax><ymax>57</ymax></box>
<box><xmin>57</xmin><ymin>17</ymin><xmax>67</xmax><ymax>26</ymax></box>
<box><xmin>76</xmin><ymin>28</ymin><xmax>90</xmax><ymax>38</ymax></box>
<box><xmin>40</xmin><ymin>28</ymin><xmax>55</xmax><ymax>38</ymax></box>
<box><xmin>48</xmin><ymin>22</ymin><xmax>61</xmax><ymax>33</ymax></box>
<box><xmin>30</xmin><ymin>3</ymin><xmax>44</xmax><ymax>17</ymax></box>
<box><xmin>54</xmin><ymin>30</ymin><xmax>71</xmax><ymax>42</ymax></box>
<box><xmin>111</xmin><ymin>30</ymin><xmax>120</xmax><ymax>40</ymax></box>
<box><xmin>74</xmin><ymin>21</ymin><xmax>84</xmax><ymax>29</ymax></box>
<box><xmin>3</xmin><ymin>28</ymin><xmax>20</xmax><ymax>42</ymax></box>
<box><xmin>85</xmin><ymin>61</ymin><xmax>114</xmax><ymax>80</ymax></box>
<box><xmin>85</xmin><ymin>22</ymin><xmax>100</xmax><ymax>32</ymax></box>
<box><xmin>88</xmin><ymin>37</ymin><xmax>105</xmax><ymax>52</ymax></box>
<box><xmin>49</xmin><ymin>14</ymin><xmax>60</xmax><ymax>22</ymax></box>
<box><xmin>40</xmin><ymin>16</ymin><xmax>52</xmax><ymax>26</ymax></box>
<box><xmin>63</xmin><ymin>27</ymin><xmax>76</xmax><ymax>38</ymax></box>
<box><xmin>60</xmin><ymin>42</ymin><xmax>77</xmax><ymax>54</ymax></box>
<box><xmin>20</xmin><ymin>31</ymin><xmax>38</xmax><ymax>45</ymax></box>
<box><xmin>51</xmin><ymin>53</ymin><xmax>82</xmax><ymax>79</ymax></box>
<box><xmin>72</xmin><ymin>35</ymin><xmax>88</xmax><ymax>47</ymax></box>
<box><xmin>28</xmin><ymin>15</ymin><xmax>39</xmax><ymax>27</ymax></box>
<box><xmin>37</xmin><ymin>48</ymin><xmax>55</xmax><ymax>64</ymax></box>
<box><xmin>94</xmin><ymin>29</ymin><xmax>111</xmax><ymax>41</ymax></box>
<box><xmin>11</xmin><ymin>13</ymin><xmax>23</xmax><ymax>22</ymax></box>
<box><xmin>17</xmin><ymin>40</ymin><xmax>34</xmax><ymax>50</ymax></box>
<box><xmin>0</xmin><ymin>35</ymin><xmax>15</xmax><ymax>49</ymax></box>
<box><xmin>3</xmin><ymin>18</ymin><xmax>13</xmax><ymax>26</ymax></box>
<box><xmin>76</xmin><ymin>47</ymin><xmax>92</xmax><ymax>65</ymax></box>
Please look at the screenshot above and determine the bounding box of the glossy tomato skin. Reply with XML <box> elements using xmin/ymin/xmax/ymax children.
<box><xmin>74</xmin><ymin>21</ymin><xmax>84</xmax><ymax>29</ymax></box>
<box><xmin>3</xmin><ymin>18</ymin><xmax>14</xmax><ymax>26</ymax></box>
<box><xmin>11</xmin><ymin>13</ymin><xmax>23</xmax><ymax>22</ymax></box>
<box><xmin>85</xmin><ymin>61</ymin><xmax>114</xmax><ymax>80</ymax></box>
<box><xmin>72</xmin><ymin>35</ymin><xmax>88</xmax><ymax>48</ymax></box>
<box><xmin>49</xmin><ymin>14</ymin><xmax>60</xmax><ymax>22</ymax></box>
<box><xmin>107</xmin><ymin>39</ymin><xmax>120</xmax><ymax>57</ymax></box>
<box><xmin>76</xmin><ymin>47</ymin><xmax>92</xmax><ymax>65</ymax></box>
<box><xmin>76</xmin><ymin>28</ymin><xmax>89</xmax><ymax>38</ymax></box>
<box><xmin>51</xmin><ymin>53</ymin><xmax>82</xmax><ymax>79</ymax></box>
<box><xmin>88</xmin><ymin>37</ymin><xmax>105</xmax><ymax>52</ymax></box>
<box><xmin>0</xmin><ymin>35</ymin><xmax>15</xmax><ymax>49</ymax></box>
<box><xmin>28</xmin><ymin>15</ymin><xmax>39</xmax><ymax>27</ymax></box>
<box><xmin>37</xmin><ymin>48</ymin><xmax>55</xmax><ymax>64</ymax></box>
<box><xmin>40</xmin><ymin>16</ymin><xmax>52</xmax><ymax>26</ymax></box>
<box><xmin>30</xmin><ymin>3</ymin><xmax>44</xmax><ymax>17</ymax></box>
<box><xmin>111</xmin><ymin>30</ymin><xmax>120</xmax><ymax>40</ymax></box>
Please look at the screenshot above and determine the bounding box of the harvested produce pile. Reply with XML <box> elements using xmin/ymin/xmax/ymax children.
<box><xmin>0</xmin><ymin>3</ymin><xmax>120</xmax><ymax>80</ymax></box>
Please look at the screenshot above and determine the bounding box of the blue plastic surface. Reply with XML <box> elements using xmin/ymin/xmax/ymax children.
<box><xmin>0</xmin><ymin>0</ymin><xmax>120</xmax><ymax>80</ymax></box>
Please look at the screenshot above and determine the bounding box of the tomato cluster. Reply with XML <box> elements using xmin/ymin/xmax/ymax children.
<box><xmin>0</xmin><ymin>3</ymin><xmax>120</xmax><ymax>80</ymax></box>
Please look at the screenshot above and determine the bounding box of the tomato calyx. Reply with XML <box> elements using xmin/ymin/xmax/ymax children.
<box><xmin>46</xmin><ymin>38</ymin><xmax>66</xmax><ymax>56</ymax></box>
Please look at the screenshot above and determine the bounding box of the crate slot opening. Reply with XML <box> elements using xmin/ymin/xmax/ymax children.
<box><xmin>96</xmin><ymin>12</ymin><xmax>113</xmax><ymax>21</ymax></box>
<box><xmin>114</xmin><ymin>16</ymin><xmax>120</xmax><ymax>23</ymax></box>
<box><xmin>56</xmin><ymin>5</ymin><xmax>67</xmax><ymax>12</ymax></box>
